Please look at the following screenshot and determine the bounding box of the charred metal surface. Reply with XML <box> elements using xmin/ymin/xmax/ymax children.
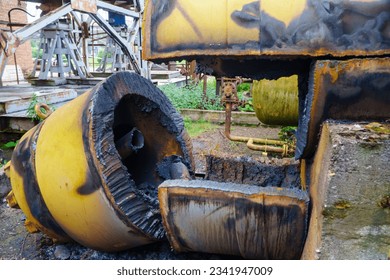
<box><xmin>156</xmin><ymin>155</ymin><xmax>191</xmax><ymax>181</ymax></box>
<box><xmin>90</xmin><ymin>72</ymin><xmax>194</xmax><ymax>240</ymax></box>
<box><xmin>159</xmin><ymin>180</ymin><xmax>309</xmax><ymax>259</ymax></box>
<box><xmin>10</xmin><ymin>123</ymin><xmax>69</xmax><ymax>241</ymax></box>
<box><xmin>296</xmin><ymin>57</ymin><xmax>390</xmax><ymax>159</ymax></box>
<box><xmin>205</xmin><ymin>155</ymin><xmax>301</xmax><ymax>189</ymax></box>
<box><xmin>115</xmin><ymin>128</ymin><xmax>144</xmax><ymax>159</ymax></box>
<box><xmin>144</xmin><ymin>0</ymin><xmax>390</xmax><ymax>61</ymax></box>
<box><xmin>195</xmin><ymin>57</ymin><xmax>311</xmax><ymax>80</ymax></box>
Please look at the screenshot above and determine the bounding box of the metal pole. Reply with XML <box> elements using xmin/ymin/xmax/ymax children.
<box><xmin>8</xmin><ymin>8</ymin><xmax>35</xmax><ymax>84</ymax></box>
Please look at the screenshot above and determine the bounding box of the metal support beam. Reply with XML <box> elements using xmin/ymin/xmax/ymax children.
<box><xmin>1</xmin><ymin>0</ymin><xmax>148</xmax><ymax>84</ymax></box>
<box><xmin>96</xmin><ymin>1</ymin><xmax>140</xmax><ymax>17</ymax></box>
<box><xmin>89</xmin><ymin>12</ymin><xmax>141</xmax><ymax>74</ymax></box>
<box><xmin>14</xmin><ymin>4</ymin><xmax>73</xmax><ymax>44</ymax></box>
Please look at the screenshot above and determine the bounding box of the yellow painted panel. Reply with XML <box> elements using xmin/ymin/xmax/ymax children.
<box><xmin>156</xmin><ymin>0</ymin><xmax>228</xmax><ymax>48</ymax></box>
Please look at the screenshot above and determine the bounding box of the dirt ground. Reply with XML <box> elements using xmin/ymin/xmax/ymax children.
<box><xmin>0</xmin><ymin>123</ymin><xmax>284</xmax><ymax>260</ymax></box>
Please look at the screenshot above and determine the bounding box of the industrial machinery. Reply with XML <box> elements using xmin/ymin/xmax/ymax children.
<box><xmin>3</xmin><ymin>0</ymin><xmax>390</xmax><ymax>259</ymax></box>
<box><xmin>0</xmin><ymin>0</ymin><xmax>148</xmax><ymax>85</ymax></box>
<box><xmin>143</xmin><ymin>0</ymin><xmax>390</xmax><ymax>158</ymax></box>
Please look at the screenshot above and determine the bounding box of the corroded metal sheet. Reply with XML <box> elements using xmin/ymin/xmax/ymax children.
<box><xmin>143</xmin><ymin>0</ymin><xmax>390</xmax><ymax>61</ymax></box>
<box><xmin>296</xmin><ymin>57</ymin><xmax>390</xmax><ymax>159</ymax></box>
<box><xmin>159</xmin><ymin>179</ymin><xmax>309</xmax><ymax>259</ymax></box>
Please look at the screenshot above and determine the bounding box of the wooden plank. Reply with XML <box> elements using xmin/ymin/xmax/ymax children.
<box><xmin>0</xmin><ymin>89</ymin><xmax>77</xmax><ymax>114</ymax></box>
<box><xmin>151</xmin><ymin>70</ymin><xmax>182</xmax><ymax>80</ymax></box>
<box><xmin>0</xmin><ymin>101</ymin><xmax>70</xmax><ymax>132</ymax></box>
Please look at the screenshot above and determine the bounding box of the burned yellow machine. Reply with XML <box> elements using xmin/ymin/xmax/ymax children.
<box><xmin>4</xmin><ymin>0</ymin><xmax>390</xmax><ymax>259</ymax></box>
<box><xmin>143</xmin><ymin>0</ymin><xmax>390</xmax><ymax>158</ymax></box>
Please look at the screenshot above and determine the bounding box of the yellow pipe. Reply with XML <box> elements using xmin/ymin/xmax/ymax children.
<box><xmin>246</xmin><ymin>138</ymin><xmax>289</xmax><ymax>156</ymax></box>
<box><xmin>224</xmin><ymin>102</ymin><xmax>293</xmax><ymax>156</ymax></box>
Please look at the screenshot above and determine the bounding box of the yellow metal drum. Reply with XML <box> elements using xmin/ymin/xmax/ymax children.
<box><xmin>252</xmin><ymin>76</ymin><xmax>299</xmax><ymax>126</ymax></box>
<box><xmin>8</xmin><ymin>72</ymin><xmax>194</xmax><ymax>251</ymax></box>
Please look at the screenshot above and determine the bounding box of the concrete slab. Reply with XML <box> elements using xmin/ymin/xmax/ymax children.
<box><xmin>302</xmin><ymin>121</ymin><xmax>390</xmax><ymax>260</ymax></box>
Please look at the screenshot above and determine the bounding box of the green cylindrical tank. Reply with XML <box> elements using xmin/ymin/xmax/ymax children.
<box><xmin>252</xmin><ymin>76</ymin><xmax>299</xmax><ymax>126</ymax></box>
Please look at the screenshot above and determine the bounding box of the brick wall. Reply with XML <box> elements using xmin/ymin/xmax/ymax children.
<box><xmin>0</xmin><ymin>0</ymin><xmax>34</xmax><ymax>75</ymax></box>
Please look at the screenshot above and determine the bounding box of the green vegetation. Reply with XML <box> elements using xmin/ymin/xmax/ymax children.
<box><xmin>0</xmin><ymin>141</ymin><xmax>18</xmax><ymax>150</ymax></box>
<box><xmin>159</xmin><ymin>79</ymin><xmax>254</xmax><ymax>112</ymax></box>
<box><xmin>26</xmin><ymin>93</ymin><xmax>43</xmax><ymax>121</ymax></box>
<box><xmin>31</xmin><ymin>39</ymin><xmax>40</xmax><ymax>59</ymax></box>
<box><xmin>183</xmin><ymin>117</ymin><xmax>217</xmax><ymax>138</ymax></box>
<box><xmin>365</xmin><ymin>122</ymin><xmax>390</xmax><ymax>134</ymax></box>
<box><xmin>278</xmin><ymin>126</ymin><xmax>297</xmax><ymax>145</ymax></box>
<box><xmin>159</xmin><ymin>81</ymin><xmax>223</xmax><ymax>111</ymax></box>
<box><xmin>237</xmin><ymin>82</ymin><xmax>251</xmax><ymax>93</ymax></box>
<box><xmin>0</xmin><ymin>159</ymin><xmax>8</xmax><ymax>168</ymax></box>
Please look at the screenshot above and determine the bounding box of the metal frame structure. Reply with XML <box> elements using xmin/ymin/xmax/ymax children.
<box><xmin>0</xmin><ymin>0</ymin><xmax>148</xmax><ymax>86</ymax></box>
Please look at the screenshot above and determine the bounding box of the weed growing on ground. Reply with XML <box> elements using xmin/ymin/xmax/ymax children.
<box><xmin>159</xmin><ymin>80</ymin><xmax>255</xmax><ymax>112</ymax></box>
<box><xmin>183</xmin><ymin>117</ymin><xmax>217</xmax><ymax>138</ymax></box>
<box><xmin>159</xmin><ymin>81</ymin><xmax>223</xmax><ymax>111</ymax></box>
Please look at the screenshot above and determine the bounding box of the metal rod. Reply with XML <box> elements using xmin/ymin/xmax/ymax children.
<box><xmin>8</xmin><ymin>8</ymin><xmax>35</xmax><ymax>84</ymax></box>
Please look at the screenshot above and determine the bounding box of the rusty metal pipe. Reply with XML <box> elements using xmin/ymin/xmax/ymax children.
<box><xmin>247</xmin><ymin>138</ymin><xmax>289</xmax><ymax>155</ymax></box>
<box><xmin>225</xmin><ymin>102</ymin><xmax>292</xmax><ymax>155</ymax></box>
<box><xmin>115</xmin><ymin>127</ymin><xmax>144</xmax><ymax>159</ymax></box>
<box><xmin>8</xmin><ymin>8</ymin><xmax>35</xmax><ymax>84</ymax></box>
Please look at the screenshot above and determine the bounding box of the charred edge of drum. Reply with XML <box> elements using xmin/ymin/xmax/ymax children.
<box><xmin>76</xmin><ymin>91</ymin><xmax>104</xmax><ymax>197</ymax></box>
<box><xmin>295</xmin><ymin>62</ymin><xmax>316</xmax><ymax>160</ymax></box>
<box><xmin>89</xmin><ymin>72</ymin><xmax>193</xmax><ymax>240</ymax></box>
<box><xmin>12</xmin><ymin>123</ymin><xmax>69</xmax><ymax>240</ymax></box>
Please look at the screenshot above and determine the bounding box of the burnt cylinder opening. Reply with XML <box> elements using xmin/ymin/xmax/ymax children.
<box><xmin>91</xmin><ymin>72</ymin><xmax>194</xmax><ymax>242</ymax></box>
<box><xmin>115</xmin><ymin>127</ymin><xmax>144</xmax><ymax>159</ymax></box>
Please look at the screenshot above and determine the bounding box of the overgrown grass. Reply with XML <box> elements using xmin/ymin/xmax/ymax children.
<box><xmin>159</xmin><ymin>79</ymin><xmax>256</xmax><ymax>112</ymax></box>
<box><xmin>183</xmin><ymin>117</ymin><xmax>217</xmax><ymax>138</ymax></box>
<box><xmin>159</xmin><ymin>80</ymin><xmax>223</xmax><ymax>111</ymax></box>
